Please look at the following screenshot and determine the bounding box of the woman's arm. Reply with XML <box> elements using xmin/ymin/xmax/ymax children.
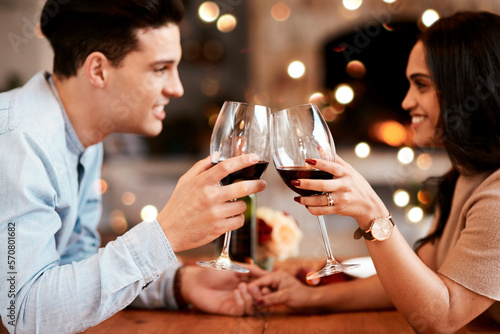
<box><xmin>293</xmin><ymin>156</ymin><xmax>495</xmax><ymax>333</ymax></box>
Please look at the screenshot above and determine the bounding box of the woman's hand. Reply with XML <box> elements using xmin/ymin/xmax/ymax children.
<box><xmin>293</xmin><ymin>156</ymin><xmax>389</xmax><ymax>229</ymax></box>
<box><xmin>245</xmin><ymin>270</ymin><xmax>319</xmax><ymax>311</ymax></box>
<box><xmin>157</xmin><ymin>154</ymin><xmax>267</xmax><ymax>252</ymax></box>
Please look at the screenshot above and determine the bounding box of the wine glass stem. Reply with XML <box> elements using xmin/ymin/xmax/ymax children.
<box><xmin>219</xmin><ymin>231</ymin><xmax>232</xmax><ymax>259</ymax></box>
<box><xmin>317</xmin><ymin>215</ymin><xmax>337</xmax><ymax>263</ymax></box>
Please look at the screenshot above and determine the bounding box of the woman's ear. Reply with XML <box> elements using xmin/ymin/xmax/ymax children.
<box><xmin>83</xmin><ymin>51</ymin><xmax>109</xmax><ymax>88</ymax></box>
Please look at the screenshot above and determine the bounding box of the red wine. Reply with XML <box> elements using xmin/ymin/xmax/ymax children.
<box><xmin>216</xmin><ymin>161</ymin><xmax>269</xmax><ymax>185</ymax></box>
<box><xmin>277</xmin><ymin>166</ymin><xmax>333</xmax><ymax>196</ymax></box>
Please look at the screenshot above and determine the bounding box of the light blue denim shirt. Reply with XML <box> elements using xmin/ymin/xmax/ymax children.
<box><xmin>0</xmin><ymin>72</ymin><xmax>180</xmax><ymax>334</ymax></box>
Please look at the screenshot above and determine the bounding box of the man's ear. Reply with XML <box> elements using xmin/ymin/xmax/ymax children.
<box><xmin>83</xmin><ymin>51</ymin><xmax>110</xmax><ymax>88</ymax></box>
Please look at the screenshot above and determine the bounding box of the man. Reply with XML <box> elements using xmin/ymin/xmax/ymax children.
<box><xmin>0</xmin><ymin>0</ymin><xmax>266</xmax><ymax>332</ymax></box>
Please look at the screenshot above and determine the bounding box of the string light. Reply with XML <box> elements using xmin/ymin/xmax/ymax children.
<box><xmin>198</xmin><ymin>2</ymin><xmax>220</xmax><ymax>23</ymax></box>
<box><xmin>354</xmin><ymin>142</ymin><xmax>370</xmax><ymax>158</ymax></box>
<box><xmin>287</xmin><ymin>61</ymin><xmax>306</xmax><ymax>79</ymax></box>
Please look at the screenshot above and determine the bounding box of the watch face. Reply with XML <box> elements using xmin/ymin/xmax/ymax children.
<box><xmin>371</xmin><ymin>218</ymin><xmax>393</xmax><ymax>241</ymax></box>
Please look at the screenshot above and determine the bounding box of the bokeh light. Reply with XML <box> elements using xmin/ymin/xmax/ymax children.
<box><xmin>287</xmin><ymin>60</ymin><xmax>306</xmax><ymax>79</ymax></box>
<box><xmin>417</xmin><ymin>190</ymin><xmax>432</xmax><ymax>205</ymax></box>
<box><xmin>422</xmin><ymin>9</ymin><xmax>440</xmax><ymax>27</ymax></box>
<box><xmin>406</xmin><ymin>206</ymin><xmax>424</xmax><ymax>223</ymax></box>
<box><xmin>397</xmin><ymin>147</ymin><xmax>414</xmax><ymax>165</ymax></box>
<box><xmin>416</xmin><ymin>153</ymin><xmax>433</xmax><ymax>170</ymax></box>
<box><xmin>121</xmin><ymin>192</ymin><xmax>136</xmax><ymax>206</ymax></box>
<box><xmin>354</xmin><ymin>142</ymin><xmax>370</xmax><ymax>158</ymax></box>
<box><xmin>271</xmin><ymin>2</ymin><xmax>291</xmax><ymax>22</ymax></box>
<box><xmin>382</xmin><ymin>0</ymin><xmax>397</xmax><ymax>3</ymax></box>
<box><xmin>334</xmin><ymin>84</ymin><xmax>354</xmax><ymax>104</ymax></box>
<box><xmin>93</xmin><ymin>179</ymin><xmax>108</xmax><ymax>195</ymax></box>
<box><xmin>346</xmin><ymin>60</ymin><xmax>366</xmax><ymax>78</ymax></box>
<box><xmin>141</xmin><ymin>205</ymin><xmax>158</xmax><ymax>222</ymax></box>
<box><xmin>109</xmin><ymin>210</ymin><xmax>128</xmax><ymax>235</ymax></box>
<box><xmin>198</xmin><ymin>2</ymin><xmax>220</xmax><ymax>23</ymax></box>
<box><xmin>309</xmin><ymin>92</ymin><xmax>325</xmax><ymax>105</ymax></box>
<box><xmin>393</xmin><ymin>189</ymin><xmax>410</xmax><ymax>207</ymax></box>
<box><xmin>342</xmin><ymin>0</ymin><xmax>363</xmax><ymax>11</ymax></box>
<box><xmin>217</xmin><ymin>14</ymin><xmax>237</xmax><ymax>33</ymax></box>
<box><xmin>373</xmin><ymin>121</ymin><xmax>406</xmax><ymax>147</ymax></box>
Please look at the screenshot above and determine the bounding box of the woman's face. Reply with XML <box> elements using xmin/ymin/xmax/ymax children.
<box><xmin>402</xmin><ymin>41</ymin><xmax>442</xmax><ymax>147</ymax></box>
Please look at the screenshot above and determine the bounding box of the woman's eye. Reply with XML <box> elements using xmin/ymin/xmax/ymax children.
<box><xmin>154</xmin><ymin>67</ymin><xmax>167</xmax><ymax>72</ymax></box>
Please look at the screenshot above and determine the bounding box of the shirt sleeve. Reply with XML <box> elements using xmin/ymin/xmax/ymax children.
<box><xmin>129</xmin><ymin>262</ymin><xmax>183</xmax><ymax>310</ymax></box>
<box><xmin>438</xmin><ymin>172</ymin><xmax>500</xmax><ymax>301</ymax></box>
<box><xmin>0</xmin><ymin>130</ymin><xmax>177</xmax><ymax>333</ymax></box>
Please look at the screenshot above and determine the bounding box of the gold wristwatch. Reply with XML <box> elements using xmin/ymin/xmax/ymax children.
<box><xmin>354</xmin><ymin>214</ymin><xmax>395</xmax><ymax>241</ymax></box>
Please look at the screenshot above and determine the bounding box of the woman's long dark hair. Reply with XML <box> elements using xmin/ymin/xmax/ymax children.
<box><xmin>415</xmin><ymin>12</ymin><xmax>500</xmax><ymax>250</ymax></box>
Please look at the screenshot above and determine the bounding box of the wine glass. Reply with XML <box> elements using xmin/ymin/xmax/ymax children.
<box><xmin>271</xmin><ymin>103</ymin><xmax>359</xmax><ymax>280</ymax></box>
<box><xmin>197</xmin><ymin>101</ymin><xmax>271</xmax><ymax>273</ymax></box>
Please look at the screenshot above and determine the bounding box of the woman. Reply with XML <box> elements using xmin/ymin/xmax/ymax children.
<box><xmin>246</xmin><ymin>11</ymin><xmax>500</xmax><ymax>333</ymax></box>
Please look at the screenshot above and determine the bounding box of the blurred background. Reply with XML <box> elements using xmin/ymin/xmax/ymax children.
<box><xmin>2</xmin><ymin>0</ymin><xmax>499</xmax><ymax>261</ymax></box>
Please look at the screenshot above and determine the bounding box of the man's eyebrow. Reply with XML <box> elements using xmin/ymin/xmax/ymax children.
<box><xmin>151</xmin><ymin>59</ymin><xmax>176</xmax><ymax>65</ymax></box>
<box><xmin>409</xmin><ymin>73</ymin><xmax>431</xmax><ymax>80</ymax></box>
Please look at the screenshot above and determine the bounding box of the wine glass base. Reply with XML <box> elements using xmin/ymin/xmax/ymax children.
<box><xmin>306</xmin><ymin>261</ymin><xmax>360</xmax><ymax>281</ymax></box>
<box><xmin>196</xmin><ymin>257</ymin><xmax>249</xmax><ymax>273</ymax></box>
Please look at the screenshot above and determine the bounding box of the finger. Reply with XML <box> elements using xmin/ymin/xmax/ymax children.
<box><xmin>231</xmin><ymin>289</ymin><xmax>245</xmax><ymax>316</ymax></box>
<box><xmin>306</xmin><ymin>157</ymin><xmax>345</xmax><ymax>177</ymax></box>
<box><xmin>206</xmin><ymin>154</ymin><xmax>260</xmax><ymax>184</ymax></box>
<box><xmin>293</xmin><ymin>179</ymin><xmax>335</xmax><ymax>194</ymax></box>
<box><xmin>182</xmin><ymin>156</ymin><xmax>213</xmax><ymax>178</ymax></box>
<box><xmin>235</xmin><ymin>263</ymin><xmax>270</xmax><ymax>279</ymax></box>
<box><xmin>296</xmin><ymin>191</ymin><xmax>335</xmax><ymax>207</ymax></box>
<box><xmin>220</xmin><ymin>179</ymin><xmax>267</xmax><ymax>203</ymax></box>
<box><xmin>238</xmin><ymin>283</ymin><xmax>255</xmax><ymax>315</ymax></box>
<box><xmin>261</xmin><ymin>290</ymin><xmax>287</xmax><ymax>307</ymax></box>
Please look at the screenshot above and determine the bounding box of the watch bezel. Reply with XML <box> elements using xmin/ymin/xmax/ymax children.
<box><xmin>369</xmin><ymin>217</ymin><xmax>394</xmax><ymax>241</ymax></box>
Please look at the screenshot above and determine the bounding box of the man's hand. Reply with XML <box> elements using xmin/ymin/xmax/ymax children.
<box><xmin>157</xmin><ymin>154</ymin><xmax>266</xmax><ymax>252</ymax></box>
<box><xmin>180</xmin><ymin>264</ymin><xmax>269</xmax><ymax>316</ymax></box>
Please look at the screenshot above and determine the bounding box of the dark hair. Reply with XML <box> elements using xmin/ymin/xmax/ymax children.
<box><xmin>40</xmin><ymin>0</ymin><xmax>184</xmax><ymax>79</ymax></box>
<box><xmin>415</xmin><ymin>11</ymin><xmax>500</xmax><ymax>250</ymax></box>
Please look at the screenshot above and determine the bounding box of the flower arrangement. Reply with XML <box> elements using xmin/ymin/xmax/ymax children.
<box><xmin>256</xmin><ymin>207</ymin><xmax>303</xmax><ymax>265</ymax></box>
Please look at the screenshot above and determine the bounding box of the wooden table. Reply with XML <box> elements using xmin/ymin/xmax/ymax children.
<box><xmin>83</xmin><ymin>307</ymin><xmax>500</xmax><ymax>334</ymax></box>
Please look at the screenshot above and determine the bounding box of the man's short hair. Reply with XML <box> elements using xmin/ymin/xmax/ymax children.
<box><xmin>40</xmin><ymin>0</ymin><xmax>184</xmax><ymax>79</ymax></box>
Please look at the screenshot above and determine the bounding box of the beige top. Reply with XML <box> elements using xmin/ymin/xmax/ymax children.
<box><xmin>435</xmin><ymin>168</ymin><xmax>500</xmax><ymax>321</ymax></box>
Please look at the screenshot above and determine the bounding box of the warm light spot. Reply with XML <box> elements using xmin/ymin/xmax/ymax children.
<box><xmin>334</xmin><ymin>84</ymin><xmax>354</xmax><ymax>104</ymax></box>
<box><xmin>322</xmin><ymin>106</ymin><xmax>337</xmax><ymax>122</ymax></box>
<box><xmin>397</xmin><ymin>147</ymin><xmax>414</xmax><ymax>165</ymax></box>
<box><xmin>416</xmin><ymin>153</ymin><xmax>432</xmax><ymax>170</ymax></box>
<box><xmin>422</xmin><ymin>9</ymin><xmax>439</xmax><ymax>27</ymax></box>
<box><xmin>121</xmin><ymin>192</ymin><xmax>136</xmax><ymax>206</ymax></box>
<box><xmin>382</xmin><ymin>0</ymin><xmax>397</xmax><ymax>3</ymax></box>
<box><xmin>217</xmin><ymin>14</ymin><xmax>237</xmax><ymax>33</ymax></box>
<box><xmin>374</xmin><ymin>121</ymin><xmax>406</xmax><ymax>147</ymax></box>
<box><xmin>354</xmin><ymin>142</ymin><xmax>370</xmax><ymax>158</ymax></box>
<box><xmin>201</xmin><ymin>79</ymin><xmax>220</xmax><ymax>96</ymax></box>
<box><xmin>393</xmin><ymin>190</ymin><xmax>410</xmax><ymax>207</ymax></box>
<box><xmin>417</xmin><ymin>190</ymin><xmax>432</xmax><ymax>205</ymax></box>
<box><xmin>271</xmin><ymin>2</ymin><xmax>291</xmax><ymax>22</ymax></box>
<box><xmin>309</xmin><ymin>92</ymin><xmax>325</xmax><ymax>105</ymax></box>
<box><xmin>198</xmin><ymin>2</ymin><xmax>220</xmax><ymax>23</ymax></box>
<box><xmin>407</xmin><ymin>206</ymin><xmax>424</xmax><ymax>223</ymax></box>
<box><xmin>287</xmin><ymin>61</ymin><xmax>306</xmax><ymax>79</ymax></box>
<box><xmin>141</xmin><ymin>205</ymin><xmax>158</xmax><ymax>222</ymax></box>
<box><xmin>346</xmin><ymin>60</ymin><xmax>366</xmax><ymax>78</ymax></box>
<box><xmin>109</xmin><ymin>210</ymin><xmax>128</xmax><ymax>234</ymax></box>
<box><xmin>93</xmin><ymin>179</ymin><xmax>108</xmax><ymax>195</ymax></box>
<box><xmin>342</xmin><ymin>0</ymin><xmax>363</xmax><ymax>11</ymax></box>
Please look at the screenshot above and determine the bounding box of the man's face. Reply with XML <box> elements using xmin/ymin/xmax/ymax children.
<box><xmin>104</xmin><ymin>23</ymin><xmax>184</xmax><ymax>137</ymax></box>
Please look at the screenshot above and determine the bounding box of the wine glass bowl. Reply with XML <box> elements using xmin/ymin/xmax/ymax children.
<box><xmin>196</xmin><ymin>101</ymin><xmax>270</xmax><ymax>273</ymax></box>
<box><xmin>271</xmin><ymin>103</ymin><xmax>359</xmax><ymax>280</ymax></box>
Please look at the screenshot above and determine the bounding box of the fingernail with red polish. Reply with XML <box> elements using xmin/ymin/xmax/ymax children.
<box><xmin>294</xmin><ymin>196</ymin><xmax>301</xmax><ymax>203</ymax></box>
<box><xmin>291</xmin><ymin>180</ymin><xmax>300</xmax><ymax>186</ymax></box>
<box><xmin>305</xmin><ymin>158</ymin><xmax>316</xmax><ymax>165</ymax></box>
